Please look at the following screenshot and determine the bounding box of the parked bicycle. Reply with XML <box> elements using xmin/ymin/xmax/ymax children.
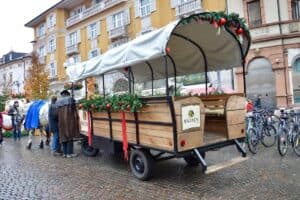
<box><xmin>277</xmin><ymin>109</ymin><xmax>300</xmax><ymax>157</ymax></box>
<box><xmin>246</xmin><ymin>108</ymin><xmax>277</xmax><ymax>154</ymax></box>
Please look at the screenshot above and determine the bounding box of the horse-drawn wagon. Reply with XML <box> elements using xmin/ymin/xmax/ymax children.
<box><xmin>67</xmin><ymin>12</ymin><xmax>251</xmax><ymax>180</ymax></box>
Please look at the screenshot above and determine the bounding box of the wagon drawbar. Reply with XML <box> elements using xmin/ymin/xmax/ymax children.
<box><xmin>67</xmin><ymin>12</ymin><xmax>251</xmax><ymax>180</ymax></box>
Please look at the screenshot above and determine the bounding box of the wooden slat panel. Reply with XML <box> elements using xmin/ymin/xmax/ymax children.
<box><xmin>226</xmin><ymin>95</ymin><xmax>246</xmax><ymax>111</ymax></box>
<box><xmin>177</xmin><ymin>131</ymin><xmax>203</xmax><ymax>152</ymax></box>
<box><xmin>95</xmin><ymin>128</ymin><xmax>173</xmax><ymax>151</ymax></box>
<box><xmin>173</xmin><ymin>96</ymin><xmax>204</xmax><ymax>114</ymax></box>
<box><xmin>93</xmin><ymin>121</ymin><xmax>173</xmax><ymax>138</ymax></box>
<box><xmin>204</xmin><ymin>118</ymin><xmax>227</xmax><ymax>134</ymax></box>
<box><xmin>140</xmin><ymin>103</ymin><xmax>170</xmax><ymax>113</ymax></box>
<box><xmin>92</xmin><ymin>112</ymin><xmax>108</xmax><ymax>118</ymax></box>
<box><xmin>227</xmin><ymin>109</ymin><xmax>246</xmax><ymax>125</ymax></box>
<box><xmin>227</xmin><ymin>123</ymin><xmax>245</xmax><ymax>139</ymax></box>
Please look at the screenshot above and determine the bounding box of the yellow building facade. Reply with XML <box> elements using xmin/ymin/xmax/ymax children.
<box><xmin>25</xmin><ymin>0</ymin><xmax>226</xmax><ymax>93</ymax></box>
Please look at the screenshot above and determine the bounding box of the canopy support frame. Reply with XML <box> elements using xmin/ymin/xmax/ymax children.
<box><xmin>167</xmin><ymin>55</ymin><xmax>177</xmax><ymax>96</ymax></box>
<box><xmin>171</xmin><ymin>33</ymin><xmax>209</xmax><ymax>95</ymax></box>
<box><xmin>145</xmin><ymin>61</ymin><xmax>154</xmax><ymax>96</ymax></box>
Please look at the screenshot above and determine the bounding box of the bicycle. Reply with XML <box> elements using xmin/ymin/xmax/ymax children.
<box><xmin>246</xmin><ymin>109</ymin><xmax>277</xmax><ymax>154</ymax></box>
<box><xmin>277</xmin><ymin>109</ymin><xmax>300</xmax><ymax>157</ymax></box>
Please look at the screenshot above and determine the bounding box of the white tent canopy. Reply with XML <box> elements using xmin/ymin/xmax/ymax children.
<box><xmin>67</xmin><ymin>14</ymin><xmax>250</xmax><ymax>83</ymax></box>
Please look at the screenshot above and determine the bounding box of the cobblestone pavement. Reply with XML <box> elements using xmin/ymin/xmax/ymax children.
<box><xmin>0</xmin><ymin>137</ymin><xmax>299</xmax><ymax>200</ymax></box>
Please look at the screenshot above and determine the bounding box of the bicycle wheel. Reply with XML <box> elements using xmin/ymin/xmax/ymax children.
<box><xmin>277</xmin><ymin>129</ymin><xmax>288</xmax><ymax>157</ymax></box>
<box><xmin>292</xmin><ymin>132</ymin><xmax>300</xmax><ymax>157</ymax></box>
<box><xmin>261</xmin><ymin>125</ymin><xmax>277</xmax><ymax>147</ymax></box>
<box><xmin>247</xmin><ymin>128</ymin><xmax>259</xmax><ymax>154</ymax></box>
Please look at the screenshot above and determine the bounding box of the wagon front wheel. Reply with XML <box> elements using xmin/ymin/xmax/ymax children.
<box><xmin>130</xmin><ymin>149</ymin><xmax>154</xmax><ymax>181</ymax></box>
<box><xmin>81</xmin><ymin>139</ymin><xmax>99</xmax><ymax>157</ymax></box>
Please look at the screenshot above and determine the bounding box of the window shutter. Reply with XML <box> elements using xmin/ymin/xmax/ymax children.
<box><xmin>171</xmin><ymin>0</ymin><xmax>178</xmax><ymax>8</ymax></box>
<box><xmin>77</xmin><ymin>30</ymin><xmax>81</xmax><ymax>43</ymax></box>
<box><xmin>87</xmin><ymin>25</ymin><xmax>91</xmax><ymax>40</ymax></box>
<box><xmin>124</xmin><ymin>9</ymin><xmax>131</xmax><ymax>25</ymax></box>
<box><xmin>106</xmin><ymin>15</ymin><xmax>113</xmax><ymax>31</ymax></box>
<box><xmin>150</xmin><ymin>0</ymin><xmax>156</xmax><ymax>12</ymax></box>
<box><xmin>135</xmin><ymin>0</ymin><xmax>140</xmax><ymax>18</ymax></box>
<box><xmin>97</xmin><ymin>21</ymin><xmax>101</xmax><ymax>35</ymax></box>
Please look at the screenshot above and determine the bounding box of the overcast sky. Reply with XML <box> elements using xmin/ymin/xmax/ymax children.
<box><xmin>0</xmin><ymin>0</ymin><xmax>60</xmax><ymax>56</ymax></box>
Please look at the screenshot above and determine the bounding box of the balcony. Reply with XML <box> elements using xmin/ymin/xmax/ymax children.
<box><xmin>176</xmin><ymin>0</ymin><xmax>202</xmax><ymax>18</ymax></box>
<box><xmin>66</xmin><ymin>44</ymin><xmax>79</xmax><ymax>55</ymax></box>
<box><xmin>66</xmin><ymin>0</ymin><xmax>127</xmax><ymax>27</ymax></box>
<box><xmin>249</xmin><ymin>21</ymin><xmax>300</xmax><ymax>41</ymax></box>
<box><xmin>109</xmin><ymin>26</ymin><xmax>128</xmax><ymax>39</ymax></box>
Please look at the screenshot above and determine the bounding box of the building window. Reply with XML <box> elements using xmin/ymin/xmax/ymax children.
<box><xmin>49</xmin><ymin>62</ymin><xmax>57</xmax><ymax>77</ymax></box>
<box><xmin>247</xmin><ymin>0</ymin><xmax>262</xmax><ymax>27</ymax></box>
<box><xmin>69</xmin><ymin>32</ymin><xmax>78</xmax><ymax>46</ymax></box>
<box><xmin>38</xmin><ymin>23</ymin><xmax>46</xmax><ymax>37</ymax></box>
<box><xmin>88</xmin><ymin>23</ymin><xmax>97</xmax><ymax>39</ymax></box>
<box><xmin>48</xmin><ymin>14</ymin><xmax>56</xmax><ymax>28</ymax></box>
<box><xmin>89</xmin><ymin>49</ymin><xmax>99</xmax><ymax>59</ymax></box>
<box><xmin>39</xmin><ymin>45</ymin><xmax>46</xmax><ymax>57</ymax></box>
<box><xmin>48</xmin><ymin>38</ymin><xmax>55</xmax><ymax>53</ymax></box>
<box><xmin>292</xmin><ymin>0</ymin><xmax>300</xmax><ymax>19</ymax></box>
<box><xmin>140</xmin><ymin>0</ymin><xmax>151</xmax><ymax>17</ymax></box>
<box><xmin>113</xmin><ymin>11</ymin><xmax>125</xmax><ymax>28</ymax></box>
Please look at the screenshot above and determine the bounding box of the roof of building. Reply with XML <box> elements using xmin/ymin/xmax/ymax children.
<box><xmin>0</xmin><ymin>51</ymin><xmax>30</xmax><ymax>65</ymax></box>
<box><xmin>25</xmin><ymin>0</ymin><xmax>85</xmax><ymax>27</ymax></box>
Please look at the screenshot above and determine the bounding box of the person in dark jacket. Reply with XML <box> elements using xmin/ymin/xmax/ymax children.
<box><xmin>8</xmin><ymin>101</ymin><xmax>23</xmax><ymax>141</ymax></box>
<box><xmin>57</xmin><ymin>90</ymin><xmax>80</xmax><ymax>158</ymax></box>
<box><xmin>48</xmin><ymin>96</ymin><xmax>61</xmax><ymax>155</ymax></box>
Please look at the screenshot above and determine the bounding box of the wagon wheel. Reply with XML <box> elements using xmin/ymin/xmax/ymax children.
<box><xmin>129</xmin><ymin>149</ymin><xmax>154</xmax><ymax>181</ymax></box>
<box><xmin>183</xmin><ymin>151</ymin><xmax>206</xmax><ymax>166</ymax></box>
<box><xmin>81</xmin><ymin>139</ymin><xmax>99</xmax><ymax>157</ymax></box>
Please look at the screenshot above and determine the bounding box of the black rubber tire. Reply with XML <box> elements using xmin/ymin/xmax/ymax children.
<box><xmin>183</xmin><ymin>151</ymin><xmax>206</xmax><ymax>166</ymax></box>
<box><xmin>81</xmin><ymin>140</ymin><xmax>99</xmax><ymax>157</ymax></box>
<box><xmin>292</xmin><ymin>133</ymin><xmax>300</xmax><ymax>157</ymax></box>
<box><xmin>261</xmin><ymin>125</ymin><xmax>277</xmax><ymax>147</ymax></box>
<box><xmin>277</xmin><ymin>129</ymin><xmax>288</xmax><ymax>157</ymax></box>
<box><xmin>247</xmin><ymin>128</ymin><xmax>259</xmax><ymax>154</ymax></box>
<box><xmin>129</xmin><ymin>149</ymin><xmax>154</xmax><ymax>181</ymax></box>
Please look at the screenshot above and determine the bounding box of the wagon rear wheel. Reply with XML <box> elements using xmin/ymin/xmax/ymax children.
<box><xmin>81</xmin><ymin>139</ymin><xmax>99</xmax><ymax>157</ymax></box>
<box><xmin>129</xmin><ymin>149</ymin><xmax>154</xmax><ymax>181</ymax></box>
<box><xmin>183</xmin><ymin>151</ymin><xmax>206</xmax><ymax>166</ymax></box>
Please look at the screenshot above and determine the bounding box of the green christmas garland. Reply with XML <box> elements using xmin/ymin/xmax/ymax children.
<box><xmin>180</xmin><ymin>11</ymin><xmax>250</xmax><ymax>40</ymax></box>
<box><xmin>79</xmin><ymin>94</ymin><xmax>143</xmax><ymax>113</ymax></box>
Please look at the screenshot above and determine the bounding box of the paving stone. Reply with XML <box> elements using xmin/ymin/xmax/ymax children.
<box><xmin>0</xmin><ymin>138</ymin><xmax>299</xmax><ymax>199</ymax></box>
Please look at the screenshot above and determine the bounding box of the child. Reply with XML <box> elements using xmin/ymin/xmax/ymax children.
<box><xmin>0</xmin><ymin>112</ymin><xmax>3</xmax><ymax>145</ymax></box>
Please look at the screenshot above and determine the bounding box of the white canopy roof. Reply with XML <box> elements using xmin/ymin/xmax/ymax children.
<box><xmin>67</xmin><ymin>14</ymin><xmax>250</xmax><ymax>83</ymax></box>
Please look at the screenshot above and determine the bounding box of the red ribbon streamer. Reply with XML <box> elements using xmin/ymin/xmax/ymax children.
<box><xmin>87</xmin><ymin>111</ymin><xmax>92</xmax><ymax>146</ymax></box>
<box><xmin>121</xmin><ymin>111</ymin><xmax>128</xmax><ymax>161</ymax></box>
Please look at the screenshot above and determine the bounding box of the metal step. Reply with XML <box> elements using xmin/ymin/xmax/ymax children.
<box><xmin>205</xmin><ymin>157</ymin><xmax>248</xmax><ymax>175</ymax></box>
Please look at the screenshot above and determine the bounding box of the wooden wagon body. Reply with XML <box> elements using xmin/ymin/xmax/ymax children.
<box><xmin>67</xmin><ymin>12</ymin><xmax>251</xmax><ymax>180</ymax></box>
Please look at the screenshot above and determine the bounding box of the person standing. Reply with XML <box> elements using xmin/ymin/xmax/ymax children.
<box><xmin>8</xmin><ymin>101</ymin><xmax>23</xmax><ymax>141</ymax></box>
<box><xmin>254</xmin><ymin>95</ymin><xmax>262</xmax><ymax>109</ymax></box>
<box><xmin>48</xmin><ymin>96</ymin><xmax>61</xmax><ymax>156</ymax></box>
<box><xmin>57</xmin><ymin>90</ymin><xmax>80</xmax><ymax>158</ymax></box>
